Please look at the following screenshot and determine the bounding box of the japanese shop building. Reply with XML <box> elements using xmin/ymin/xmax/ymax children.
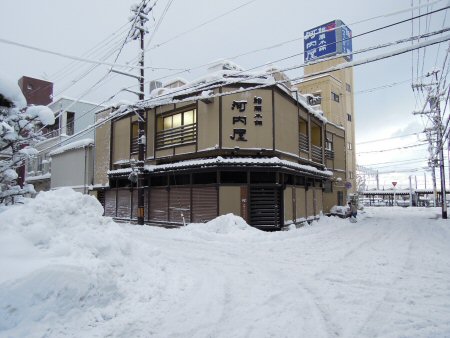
<box><xmin>93</xmin><ymin>62</ymin><xmax>346</xmax><ymax>230</ymax></box>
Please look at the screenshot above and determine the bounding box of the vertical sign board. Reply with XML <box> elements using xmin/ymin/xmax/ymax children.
<box><xmin>341</xmin><ymin>23</ymin><xmax>353</xmax><ymax>61</ymax></box>
<box><xmin>304</xmin><ymin>19</ymin><xmax>353</xmax><ymax>63</ymax></box>
<box><xmin>304</xmin><ymin>21</ymin><xmax>337</xmax><ymax>62</ymax></box>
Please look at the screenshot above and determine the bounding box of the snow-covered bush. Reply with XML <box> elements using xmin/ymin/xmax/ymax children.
<box><xmin>0</xmin><ymin>78</ymin><xmax>55</xmax><ymax>205</ymax></box>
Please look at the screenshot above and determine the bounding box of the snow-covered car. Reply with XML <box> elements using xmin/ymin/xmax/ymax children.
<box><xmin>328</xmin><ymin>205</ymin><xmax>349</xmax><ymax>218</ymax></box>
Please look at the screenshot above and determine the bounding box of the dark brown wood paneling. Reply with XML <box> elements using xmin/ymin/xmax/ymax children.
<box><xmin>149</xmin><ymin>188</ymin><xmax>169</xmax><ymax>222</ymax></box>
<box><xmin>192</xmin><ymin>186</ymin><xmax>218</xmax><ymax>223</ymax></box>
<box><xmin>250</xmin><ymin>186</ymin><xmax>282</xmax><ymax>228</ymax></box>
<box><xmin>169</xmin><ymin>187</ymin><xmax>191</xmax><ymax>224</ymax></box>
<box><xmin>104</xmin><ymin>189</ymin><xmax>116</xmax><ymax>217</ymax></box>
<box><xmin>131</xmin><ymin>189</ymin><xmax>138</xmax><ymax>220</ymax></box>
<box><xmin>144</xmin><ymin>189</ymin><xmax>149</xmax><ymax>221</ymax></box>
<box><xmin>117</xmin><ymin>189</ymin><xmax>131</xmax><ymax>219</ymax></box>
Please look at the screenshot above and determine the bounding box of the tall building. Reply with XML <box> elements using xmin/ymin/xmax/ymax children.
<box><xmin>297</xmin><ymin>20</ymin><xmax>356</xmax><ymax>202</ymax></box>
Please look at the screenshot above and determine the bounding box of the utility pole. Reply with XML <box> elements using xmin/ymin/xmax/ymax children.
<box><xmin>127</xmin><ymin>1</ymin><xmax>151</xmax><ymax>225</ymax></box>
<box><xmin>432</xmin><ymin>92</ymin><xmax>447</xmax><ymax>218</ymax></box>
<box><xmin>136</xmin><ymin>2</ymin><xmax>153</xmax><ymax>225</ymax></box>
<box><xmin>426</xmin><ymin>129</ymin><xmax>438</xmax><ymax>207</ymax></box>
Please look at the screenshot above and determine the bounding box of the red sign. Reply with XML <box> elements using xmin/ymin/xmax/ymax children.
<box><xmin>392</xmin><ymin>182</ymin><xmax>397</xmax><ymax>187</ymax></box>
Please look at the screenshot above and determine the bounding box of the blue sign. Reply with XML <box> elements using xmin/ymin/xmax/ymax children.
<box><xmin>341</xmin><ymin>24</ymin><xmax>353</xmax><ymax>61</ymax></box>
<box><xmin>304</xmin><ymin>20</ymin><xmax>353</xmax><ymax>63</ymax></box>
<box><xmin>304</xmin><ymin>21</ymin><xmax>337</xmax><ymax>62</ymax></box>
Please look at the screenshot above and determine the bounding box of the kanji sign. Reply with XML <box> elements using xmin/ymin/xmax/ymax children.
<box><xmin>303</xmin><ymin>19</ymin><xmax>353</xmax><ymax>63</ymax></box>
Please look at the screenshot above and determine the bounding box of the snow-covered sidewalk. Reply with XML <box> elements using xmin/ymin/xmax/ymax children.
<box><xmin>1</xmin><ymin>189</ymin><xmax>450</xmax><ymax>337</ymax></box>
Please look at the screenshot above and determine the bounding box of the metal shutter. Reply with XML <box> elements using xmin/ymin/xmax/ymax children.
<box><xmin>117</xmin><ymin>189</ymin><xmax>131</xmax><ymax>219</ymax></box>
<box><xmin>192</xmin><ymin>186</ymin><xmax>218</xmax><ymax>223</ymax></box>
<box><xmin>169</xmin><ymin>187</ymin><xmax>191</xmax><ymax>224</ymax></box>
<box><xmin>149</xmin><ymin>188</ymin><xmax>168</xmax><ymax>222</ymax></box>
<box><xmin>104</xmin><ymin>189</ymin><xmax>116</xmax><ymax>217</ymax></box>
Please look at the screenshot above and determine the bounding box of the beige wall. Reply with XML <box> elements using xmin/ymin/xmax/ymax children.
<box><xmin>306</xmin><ymin>188</ymin><xmax>314</xmax><ymax>216</ymax></box>
<box><xmin>296</xmin><ymin>187</ymin><xmax>306</xmax><ymax>219</ymax></box>
<box><xmin>112</xmin><ymin>117</ymin><xmax>130</xmax><ymax>164</ymax></box>
<box><xmin>94</xmin><ymin>109</ymin><xmax>112</xmax><ymax>186</ymax></box>
<box><xmin>198</xmin><ymin>90</ymin><xmax>220</xmax><ymax>150</ymax></box>
<box><xmin>315</xmin><ymin>188</ymin><xmax>323</xmax><ymax>215</ymax></box>
<box><xmin>274</xmin><ymin>91</ymin><xmax>299</xmax><ymax>157</ymax></box>
<box><xmin>284</xmin><ymin>187</ymin><xmax>293</xmax><ymax>224</ymax></box>
<box><xmin>219</xmin><ymin>186</ymin><xmax>241</xmax><ymax>216</ymax></box>
<box><xmin>298</xmin><ymin>56</ymin><xmax>356</xmax><ymax>194</ymax></box>
<box><xmin>221</xmin><ymin>88</ymin><xmax>273</xmax><ymax>150</ymax></box>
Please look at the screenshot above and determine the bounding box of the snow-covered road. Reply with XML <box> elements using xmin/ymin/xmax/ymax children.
<box><xmin>1</xmin><ymin>189</ymin><xmax>450</xmax><ymax>337</ymax></box>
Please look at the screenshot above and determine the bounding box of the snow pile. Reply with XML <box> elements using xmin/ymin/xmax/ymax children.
<box><xmin>181</xmin><ymin>214</ymin><xmax>263</xmax><ymax>241</ymax></box>
<box><xmin>1</xmin><ymin>191</ymin><xmax>450</xmax><ymax>337</ymax></box>
<box><xmin>0</xmin><ymin>188</ymin><xmax>137</xmax><ymax>335</ymax></box>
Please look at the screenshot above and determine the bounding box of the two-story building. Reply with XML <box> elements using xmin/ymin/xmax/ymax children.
<box><xmin>26</xmin><ymin>97</ymin><xmax>101</xmax><ymax>192</ymax></box>
<box><xmin>93</xmin><ymin>62</ymin><xmax>346</xmax><ymax>230</ymax></box>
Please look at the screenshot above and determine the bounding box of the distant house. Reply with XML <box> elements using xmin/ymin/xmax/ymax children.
<box><xmin>25</xmin><ymin>97</ymin><xmax>102</xmax><ymax>193</ymax></box>
<box><xmin>92</xmin><ymin>61</ymin><xmax>347</xmax><ymax>230</ymax></box>
<box><xmin>49</xmin><ymin>139</ymin><xmax>94</xmax><ymax>193</ymax></box>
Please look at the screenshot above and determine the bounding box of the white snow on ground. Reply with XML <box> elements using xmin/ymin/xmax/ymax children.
<box><xmin>1</xmin><ymin>189</ymin><xmax>450</xmax><ymax>337</ymax></box>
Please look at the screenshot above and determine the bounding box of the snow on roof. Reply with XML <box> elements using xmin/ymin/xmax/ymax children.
<box><xmin>49</xmin><ymin>96</ymin><xmax>105</xmax><ymax>109</ymax></box>
<box><xmin>25</xmin><ymin>172</ymin><xmax>51</xmax><ymax>182</ymax></box>
<box><xmin>0</xmin><ymin>77</ymin><xmax>27</xmax><ymax>109</ymax></box>
<box><xmin>49</xmin><ymin>138</ymin><xmax>94</xmax><ymax>157</ymax></box>
<box><xmin>107</xmin><ymin>167</ymin><xmax>133</xmax><ymax>175</ymax></box>
<box><xmin>126</xmin><ymin>156</ymin><xmax>332</xmax><ymax>177</ymax></box>
<box><xmin>110</xmin><ymin>60</ymin><xmax>328</xmax><ymax>124</ymax></box>
<box><xmin>163</xmin><ymin>77</ymin><xmax>188</xmax><ymax>88</ymax></box>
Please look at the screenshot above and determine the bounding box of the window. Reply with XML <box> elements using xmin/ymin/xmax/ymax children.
<box><xmin>325</xmin><ymin>134</ymin><xmax>334</xmax><ymax>160</ymax></box>
<box><xmin>346</xmin><ymin>83</ymin><xmax>351</xmax><ymax>92</ymax></box>
<box><xmin>347</xmin><ymin>142</ymin><xmax>352</xmax><ymax>150</ymax></box>
<box><xmin>156</xmin><ymin>109</ymin><xmax>197</xmax><ymax>148</ymax></box>
<box><xmin>299</xmin><ymin>118</ymin><xmax>309</xmax><ymax>152</ymax></box>
<box><xmin>131</xmin><ymin>121</ymin><xmax>139</xmax><ymax>154</ymax></box>
<box><xmin>27</xmin><ymin>83</ymin><xmax>33</xmax><ymax>90</ymax></box>
<box><xmin>332</xmin><ymin>92</ymin><xmax>340</xmax><ymax>102</ymax></box>
<box><xmin>349</xmin><ymin>171</ymin><xmax>354</xmax><ymax>179</ymax></box>
<box><xmin>66</xmin><ymin>112</ymin><xmax>75</xmax><ymax>135</ymax></box>
<box><xmin>347</xmin><ymin>114</ymin><xmax>352</xmax><ymax>122</ymax></box>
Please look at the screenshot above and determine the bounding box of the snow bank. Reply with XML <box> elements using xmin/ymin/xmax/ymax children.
<box><xmin>181</xmin><ymin>214</ymin><xmax>263</xmax><ymax>241</ymax></box>
<box><xmin>2</xmin><ymin>191</ymin><xmax>450</xmax><ymax>337</ymax></box>
<box><xmin>0</xmin><ymin>188</ymin><xmax>133</xmax><ymax>334</ymax></box>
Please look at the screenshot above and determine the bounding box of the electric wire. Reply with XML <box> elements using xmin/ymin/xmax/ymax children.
<box><xmin>35</xmin><ymin>32</ymin><xmax>450</xmax><ymax>155</ymax></box>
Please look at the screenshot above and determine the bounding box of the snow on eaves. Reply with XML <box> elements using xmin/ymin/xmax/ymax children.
<box><xmin>121</xmin><ymin>156</ymin><xmax>332</xmax><ymax>177</ymax></box>
<box><xmin>49</xmin><ymin>138</ymin><xmax>94</xmax><ymax>157</ymax></box>
<box><xmin>108</xmin><ymin>60</ymin><xmax>328</xmax><ymax>125</ymax></box>
<box><xmin>25</xmin><ymin>172</ymin><xmax>51</xmax><ymax>182</ymax></box>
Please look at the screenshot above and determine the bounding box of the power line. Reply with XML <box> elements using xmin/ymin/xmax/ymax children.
<box><xmin>122</xmin><ymin>0</ymin><xmax>450</xmax><ymax>88</ymax></box>
<box><xmin>356</xmin><ymin>132</ymin><xmax>423</xmax><ymax>144</ymax></box>
<box><xmin>357</xmin><ymin>142</ymin><xmax>428</xmax><ymax>154</ymax></box>
<box><xmin>34</xmin><ymin>13</ymin><xmax>450</xmax><ymax>155</ymax></box>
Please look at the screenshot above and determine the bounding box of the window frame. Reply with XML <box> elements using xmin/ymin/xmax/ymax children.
<box><xmin>156</xmin><ymin>107</ymin><xmax>197</xmax><ymax>149</ymax></box>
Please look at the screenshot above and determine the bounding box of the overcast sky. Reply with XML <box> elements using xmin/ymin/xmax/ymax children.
<box><xmin>1</xmin><ymin>0</ymin><xmax>449</xmax><ymax>189</ymax></box>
